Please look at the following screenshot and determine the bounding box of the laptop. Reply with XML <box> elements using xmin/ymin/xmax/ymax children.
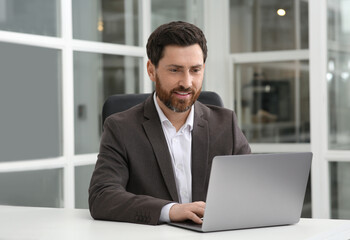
<box><xmin>169</xmin><ymin>152</ymin><xmax>312</xmax><ymax>232</ymax></box>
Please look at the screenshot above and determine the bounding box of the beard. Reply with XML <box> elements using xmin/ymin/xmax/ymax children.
<box><xmin>155</xmin><ymin>74</ymin><xmax>201</xmax><ymax>113</ymax></box>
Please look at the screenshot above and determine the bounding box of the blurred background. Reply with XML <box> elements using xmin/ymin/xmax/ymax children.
<box><xmin>0</xmin><ymin>0</ymin><xmax>349</xmax><ymax>220</ymax></box>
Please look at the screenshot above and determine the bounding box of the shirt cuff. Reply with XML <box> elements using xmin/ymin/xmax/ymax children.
<box><xmin>159</xmin><ymin>203</ymin><xmax>177</xmax><ymax>223</ymax></box>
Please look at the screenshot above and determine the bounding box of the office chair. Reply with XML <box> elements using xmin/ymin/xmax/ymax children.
<box><xmin>102</xmin><ymin>91</ymin><xmax>224</xmax><ymax>125</ymax></box>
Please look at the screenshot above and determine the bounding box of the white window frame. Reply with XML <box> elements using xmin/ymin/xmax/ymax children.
<box><xmin>309</xmin><ymin>0</ymin><xmax>330</xmax><ymax>218</ymax></box>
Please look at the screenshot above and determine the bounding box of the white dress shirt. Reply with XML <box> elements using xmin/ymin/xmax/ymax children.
<box><xmin>153</xmin><ymin>93</ymin><xmax>194</xmax><ymax>222</ymax></box>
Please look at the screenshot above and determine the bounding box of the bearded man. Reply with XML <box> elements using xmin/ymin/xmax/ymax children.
<box><xmin>89</xmin><ymin>21</ymin><xmax>251</xmax><ymax>225</ymax></box>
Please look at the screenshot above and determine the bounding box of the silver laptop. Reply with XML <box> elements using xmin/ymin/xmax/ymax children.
<box><xmin>169</xmin><ymin>152</ymin><xmax>312</xmax><ymax>232</ymax></box>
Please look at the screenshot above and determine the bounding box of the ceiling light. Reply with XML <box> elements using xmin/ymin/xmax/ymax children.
<box><xmin>277</xmin><ymin>9</ymin><xmax>286</xmax><ymax>16</ymax></box>
<box><xmin>341</xmin><ymin>72</ymin><xmax>349</xmax><ymax>81</ymax></box>
<box><xmin>97</xmin><ymin>17</ymin><xmax>104</xmax><ymax>32</ymax></box>
<box><xmin>328</xmin><ymin>60</ymin><xmax>335</xmax><ymax>71</ymax></box>
<box><xmin>326</xmin><ymin>73</ymin><xmax>333</xmax><ymax>82</ymax></box>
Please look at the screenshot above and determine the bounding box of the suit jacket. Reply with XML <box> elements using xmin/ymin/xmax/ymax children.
<box><xmin>89</xmin><ymin>95</ymin><xmax>251</xmax><ymax>225</ymax></box>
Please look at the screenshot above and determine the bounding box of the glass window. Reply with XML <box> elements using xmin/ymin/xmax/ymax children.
<box><xmin>234</xmin><ymin>60</ymin><xmax>310</xmax><ymax>143</ymax></box>
<box><xmin>327</xmin><ymin>52</ymin><xmax>350</xmax><ymax>150</ymax></box>
<box><xmin>330</xmin><ymin>162</ymin><xmax>350</xmax><ymax>219</ymax></box>
<box><xmin>229</xmin><ymin>0</ymin><xmax>309</xmax><ymax>53</ymax></box>
<box><xmin>0</xmin><ymin>0</ymin><xmax>59</xmax><ymax>36</ymax></box>
<box><xmin>0</xmin><ymin>169</ymin><xmax>63</xmax><ymax>207</ymax></box>
<box><xmin>151</xmin><ymin>0</ymin><xmax>204</xmax><ymax>31</ymax></box>
<box><xmin>300</xmin><ymin>0</ymin><xmax>309</xmax><ymax>50</ymax></box>
<box><xmin>328</xmin><ymin>0</ymin><xmax>350</xmax><ymax>45</ymax></box>
<box><xmin>72</xmin><ymin>0</ymin><xmax>140</xmax><ymax>45</ymax></box>
<box><xmin>327</xmin><ymin>0</ymin><xmax>350</xmax><ymax>150</ymax></box>
<box><xmin>74</xmin><ymin>52</ymin><xmax>142</xmax><ymax>154</ymax></box>
<box><xmin>0</xmin><ymin>42</ymin><xmax>62</xmax><ymax>162</ymax></box>
<box><xmin>75</xmin><ymin>165</ymin><xmax>95</xmax><ymax>209</ymax></box>
<box><xmin>327</xmin><ymin>0</ymin><xmax>350</xmax><ymax>221</ymax></box>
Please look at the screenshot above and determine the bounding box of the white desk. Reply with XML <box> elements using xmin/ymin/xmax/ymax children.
<box><xmin>1</xmin><ymin>205</ymin><xmax>350</xmax><ymax>240</ymax></box>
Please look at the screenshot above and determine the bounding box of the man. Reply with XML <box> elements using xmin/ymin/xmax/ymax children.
<box><xmin>89</xmin><ymin>21</ymin><xmax>251</xmax><ymax>225</ymax></box>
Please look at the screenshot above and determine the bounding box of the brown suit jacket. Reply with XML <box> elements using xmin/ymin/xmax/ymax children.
<box><xmin>89</xmin><ymin>95</ymin><xmax>251</xmax><ymax>225</ymax></box>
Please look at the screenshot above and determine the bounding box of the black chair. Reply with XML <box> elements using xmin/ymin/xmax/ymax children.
<box><xmin>102</xmin><ymin>91</ymin><xmax>224</xmax><ymax>125</ymax></box>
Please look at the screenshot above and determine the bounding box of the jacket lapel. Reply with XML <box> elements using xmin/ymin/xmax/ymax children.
<box><xmin>191</xmin><ymin>102</ymin><xmax>209</xmax><ymax>201</ymax></box>
<box><xmin>142</xmin><ymin>95</ymin><xmax>179</xmax><ymax>202</ymax></box>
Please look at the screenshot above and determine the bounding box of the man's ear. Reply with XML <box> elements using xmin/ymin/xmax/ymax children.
<box><xmin>147</xmin><ymin>60</ymin><xmax>156</xmax><ymax>82</ymax></box>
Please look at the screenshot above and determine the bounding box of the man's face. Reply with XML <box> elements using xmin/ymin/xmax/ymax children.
<box><xmin>148</xmin><ymin>44</ymin><xmax>205</xmax><ymax>113</ymax></box>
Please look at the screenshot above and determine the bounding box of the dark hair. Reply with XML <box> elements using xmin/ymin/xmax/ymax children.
<box><xmin>146</xmin><ymin>21</ymin><xmax>207</xmax><ymax>67</ymax></box>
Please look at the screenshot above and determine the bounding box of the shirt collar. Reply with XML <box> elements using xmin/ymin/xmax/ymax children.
<box><xmin>153</xmin><ymin>92</ymin><xmax>194</xmax><ymax>131</ymax></box>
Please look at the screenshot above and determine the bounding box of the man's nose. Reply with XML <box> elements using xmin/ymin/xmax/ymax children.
<box><xmin>179</xmin><ymin>71</ymin><xmax>192</xmax><ymax>89</ymax></box>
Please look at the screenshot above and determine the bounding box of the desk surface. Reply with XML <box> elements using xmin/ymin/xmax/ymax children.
<box><xmin>1</xmin><ymin>205</ymin><xmax>350</xmax><ymax>240</ymax></box>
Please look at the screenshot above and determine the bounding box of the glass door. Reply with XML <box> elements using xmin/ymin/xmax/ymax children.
<box><xmin>327</xmin><ymin>0</ymin><xmax>350</xmax><ymax>219</ymax></box>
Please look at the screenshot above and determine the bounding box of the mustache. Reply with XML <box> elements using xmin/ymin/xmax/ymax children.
<box><xmin>171</xmin><ymin>86</ymin><xmax>195</xmax><ymax>93</ymax></box>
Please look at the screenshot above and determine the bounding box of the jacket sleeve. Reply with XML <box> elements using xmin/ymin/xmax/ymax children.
<box><xmin>88</xmin><ymin>117</ymin><xmax>172</xmax><ymax>225</ymax></box>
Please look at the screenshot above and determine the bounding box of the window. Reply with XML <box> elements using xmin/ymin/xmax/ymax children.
<box><xmin>230</xmin><ymin>0</ymin><xmax>308</xmax><ymax>53</ymax></box>
<box><xmin>235</xmin><ymin>61</ymin><xmax>309</xmax><ymax>143</ymax></box>
<box><xmin>0</xmin><ymin>169</ymin><xmax>63</xmax><ymax>207</ymax></box>
<box><xmin>74</xmin><ymin>52</ymin><xmax>142</xmax><ymax>154</ymax></box>
<box><xmin>0</xmin><ymin>42</ymin><xmax>62</xmax><ymax>162</ymax></box>
<box><xmin>330</xmin><ymin>162</ymin><xmax>350</xmax><ymax>219</ymax></box>
<box><xmin>0</xmin><ymin>0</ymin><xmax>60</xmax><ymax>36</ymax></box>
<box><xmin>72</xmin><ymin>0</ymin><xmax>140</xmax><ymax>45</ymax></box>
<box><xmin>325</xmin><ymin>0</ymin><xmax>350</xmax><ymax>220</ymax></box>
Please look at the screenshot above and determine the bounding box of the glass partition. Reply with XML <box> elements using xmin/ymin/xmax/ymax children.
<box><xmin>234</xmin><ymin>60</ymin><xmax>310</xmax><ymax>143</ymax></box>
<box><xmin>0</xmin><ymin>169</ymin><xmax>63</xmax><ymax>207</ymax></box>
<box><xmin>74</xmin><ymin>52</ymin><xmax>142</xmax><ymax>154</ymax></box>
<box><xmin>327</xmin><ymin>52</ymin><xmax>350</xmax><ymax>150</ymax></box>
<box><xmin>151</xmin><ymin>0</ymin><xmax>204</xmax><ymax>31</ymax></box>
<box><xmin>73</xmin><ymin>0</ymin><xmax>140</xmax><ymax>45</ymax></box>
<box><xmin>327</xmin><ymin>0</ymin><xmax>350</xmax><ymax>220</ymax></box>
<box><xmin>330</xmin><ymin>162</ymin><xmax>350</xmax><ymax>219</ymax></box>
<box><xmin>0</xmin><ymin>0</ymin><xmax>60</xmax><ymax>36</ymax></box>
<box><xmin>0</xmin><ymin>42</ymin><xmax>62</xmax><ymax>162</ymax></box>
<box><xmin>327</xmin><ymin>0</ymin><xmax>350</xmax><ymax>150</ymax></box>
<box><xmin>229</xmin><ymin>0</ymin><xmax>309</xmax><ymax>53</ymax></box>
<box><xmin>75</xmin><ymin>165</ymin><xmax>95</xmax><ymax>209</ymax></box>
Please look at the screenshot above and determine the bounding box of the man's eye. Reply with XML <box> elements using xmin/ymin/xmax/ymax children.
<box><xmin>192</xmin><ymin>68</ymin><xmax>201</xmax><ymax>73</ymax></box>
<box><xmin>169</xmin><ymin>69</ymin><xmax>178</xmax><ymax>72</ymax></box>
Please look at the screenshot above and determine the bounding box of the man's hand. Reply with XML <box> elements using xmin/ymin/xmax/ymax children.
<box><xmin>169</xmin><ymin>201</ymin><xmax>206</xmax><ymax>224</ymax></box>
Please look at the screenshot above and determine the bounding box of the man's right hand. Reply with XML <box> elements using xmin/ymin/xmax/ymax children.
<box><xmin>169</xmin><ymin>201</ymin><xmax>206</xmax><ymax>224</ymax></box>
